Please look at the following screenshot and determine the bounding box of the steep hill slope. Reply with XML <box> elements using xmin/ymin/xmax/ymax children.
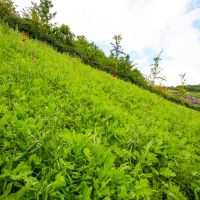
<box><xmin>0</xmin><ymin>24</ymin><xmax>200</xmax><ymax>199</ymax></box>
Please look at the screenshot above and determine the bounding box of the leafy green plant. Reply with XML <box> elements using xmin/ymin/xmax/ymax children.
<box><xmin>0</xmin><ymin>24</ymin><xmax>200</xmax><ymax>199</ymax></box>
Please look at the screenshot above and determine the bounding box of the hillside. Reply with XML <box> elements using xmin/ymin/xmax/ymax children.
<box><xmin>164</xmin><ymin>85</ymin><xmax>200</xmax><ymax>110</ymax></box>
<box><xmin>0</xmin><ymin>24</ymin><xmax>200</xmax><ymax>199</ymax></box>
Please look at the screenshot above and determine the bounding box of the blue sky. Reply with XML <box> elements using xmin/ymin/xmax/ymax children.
<box><xmin>187</xmin><ymin>0</ymin><xmax>200</xmax><ymax>11</ymax></box>
<box><xmin>193</xmin><ymin>19</ymin><xmax>200</xmax><ymax>29</ymax></box>
<box><xmin>13</xmin><ymin>0</ymin><xmax>200</xmax><ymax>86</ymax></box>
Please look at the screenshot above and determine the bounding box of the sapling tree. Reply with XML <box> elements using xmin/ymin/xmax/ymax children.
<box><xmin>179</xmin><ymin>73</ymin><xmax>187</xmax><ymax>95</ymax></box>
<box><xmin>148</xmin><ymin>49</ymin><xmax>166</xmax><ymax>86</ymax></box>
<box><xmin>110</xmin><ymin>34</ymin><xmax>125</xmax><ymax>72</ymax></box>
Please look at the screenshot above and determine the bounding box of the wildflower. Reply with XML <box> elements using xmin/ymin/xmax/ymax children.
<box><xmin>88</xmin><ymin>59</ymin><xmax>90</xmax><ymax>63</ymax></box>
<box><xmin>24</xmin><ymin>32</ymin><xmax>28</xmax><ymax>36</ymax></box>
<box><xmin>22</xmin><ymin>39</ymin><xmax>25</xmax><ymax>42</ymax></box>
<box><xmin>32</xmin><ymin>57</ymin><xmax>35</xmax><ymax>61</ymax></box>
<box><xmin>112</xmin><ymin>73</ymin><xmax>116</xmax><ymax>77</ymax></box>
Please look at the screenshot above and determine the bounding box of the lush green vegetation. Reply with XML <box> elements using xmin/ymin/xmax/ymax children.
<box><xmin>1</xmin><ymin>0</ymin><xmax>199</xmax><ymax>112</ymax></box>
<box><xmin>1</xmin><ymin>23</ymin><xmax>200</xmax><ymax>199</ymax></box>
<box><xmin>0</xmin><ymin>0</ymin><xmax>147</xmax><ymax>88</ymax></box>
<box><xmin>169</xmin><ymin>85</ymin><xmax>200</xmax><ymax>98</ymax></box>
<box><xmin>169</xmin><ymin>85</ymin><xmax>200</xmax><ymax>93</ymax></box>
<box><xmin>167</xmin><ymin>85</ymin><xmax>200</xmax><ymax>107</ymax></box>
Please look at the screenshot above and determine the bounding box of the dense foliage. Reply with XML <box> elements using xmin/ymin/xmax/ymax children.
<box><xmin>185</xmin><ymin>85</ymin><xmax>200</xmax><ymax>92</ymax></box>
<box><xmin>0</xmin><ymin>23</ymin><xmax>200</xmax><ymax>199</ymax></box>
<box><xmin>169</xmin><ymin>85</ymin><xmax>200</xmax><ymax>93</ymax></box>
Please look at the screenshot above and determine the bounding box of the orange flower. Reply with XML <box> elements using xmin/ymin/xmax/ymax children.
<box><xmin>112</xmin><ymin>73</ymin><xmax>116</xmax><ymax>77</ymax></box>
<box><xmin>24</xmin><ymin>32</ymin><xmax>28</xmax><ymax>36</ymax></box>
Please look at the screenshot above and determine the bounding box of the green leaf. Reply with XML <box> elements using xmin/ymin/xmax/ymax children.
<box><xmin>51</xmin><ymin>173</ymin><xmax>66</xmax><ymax>188</ymax></box>
<box><xmin>4</xmin><ymin>140</ymin><xmax>10</xmax><ymax>149</ymax></box>
<box><xmin>136</xmin><ymin>179</ymin><xmax>149</xmax><ymax>189</ymax></box>
<box><xmin>146</xmin><ymin>152</ymin><xmax>157</xmax><ymax>165</ymax></box>
<box><xmin>119</xmin><ymin>185</ymin><xmax>127</xmax><ymax>198</ymax></box>
<box><xmin>4</xmin><ymin>182</ymin><xmax>31</xmax><ymax>200</ymax></box>
<box><xmin>98</xmin><ymin>186</ymin><xmax>110</xmax><ymax>197</ymax></box>
<box><xmin>84</xmin><ymin>148</ymin><xmax>91</xmax><ymax>160</ymax></box>
<box><xmin>0</xmin><ymin>182</ymin><xmax>13</xmax><ymax>199</ymax></box>
<box><xmin>134</xmin><ymin>162</ymin><xmax>142</xmax><ymax>173</ymax></box>
<box><xmin>29</xmin><ymin>154</ymin><xmax>41</xmax><ymax>165</ymax></box>
<box><xmin>137</xmin><ymin>188</ymin><xmax>153</xmax><ymax>196</ymax></box>
<box><xmin>82</xmin><ymin>186</ymin><xmax>93</xmax><ymax>200</ymax></box>
<box><xmin>129</xmin><ymin>191</ymin><xmax>136</xmax><ymax>199</ymax></box>
<box><xmin>104</xmin><ymin>154</ymin><xmax>116</xmax><ymax>171</ymax></box>
<box><xmin>160</xmin><ymin>168</ymin><xmax>176</xmax><ymax>178</ymax></box>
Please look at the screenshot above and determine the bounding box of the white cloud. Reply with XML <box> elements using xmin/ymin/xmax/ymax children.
<box><xmin>13</xmin><ymin>0</ymin><xmax>200</xmax><ymax>86</ymax></box>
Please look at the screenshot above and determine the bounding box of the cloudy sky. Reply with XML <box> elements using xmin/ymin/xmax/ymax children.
<box><xmin>13</xmin><ymin>0</ymin><xmax>200</xmax><ymax>86</ymax></box>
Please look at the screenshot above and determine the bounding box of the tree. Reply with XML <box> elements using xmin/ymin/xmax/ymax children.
<box><xmin>122</xmin><ymin>54</ymin><xmax>138</xmax><ymax>72</ymax></box>
<box><xmin>73</xmin><ymin>35</ymin><xmax>90</xmax><ymax>59</ymax></box>
<box><xmin>129</xmin><ymin>68</ymin><xmax>148</xmax><ymax>87</ymax></box>
<box><xmin>22</xmin><ymin>2</ymin><xmax>41</xmax><ymax>29</ymax></box>
<box><xmin>37</xmin><ymin>0</ymin><xmax>56</xmax><ymax>27</ymax></box>
<box><xmin>0</xmin><ymin>0</ymin><xmax>18</xmax><ymax>20</ymax></box>
<box><xmin>178</xmin><ymin>73</ymin><xmax>187</xmax><ymax>95</ymax></box>
<box><xmin>22</xmin><ymin>0</ymin><xmax>56</xmax><ymax>28</ymax></box>
<box><xmin>52</xmin><ymin>24</ymin><xmax>75</xmax><ymax>45</ymax></box>
<box><xmin>148</xmin><ymin>49</ymin><xmax>166</xmax><ymax>86</ymax></box>
<box><xmin>179</xmin><ymin>73</ymin><xmax>186</xmax><ymax>87</ymax></box>
<box><xmin>110</xmin><ymin>34</ymin><xmax>125</xmax><ymax>72</ymax></box>
<box><xmin>116</xmin><ymin>54</ymin><xmax>138</xmax><ymax>74</ymax></box>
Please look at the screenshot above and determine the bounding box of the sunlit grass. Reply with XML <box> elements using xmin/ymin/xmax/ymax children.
<box><xmin>0</xmin><ymin>23</ymin><xmax>200</xmax><ymax>199</ymax></box>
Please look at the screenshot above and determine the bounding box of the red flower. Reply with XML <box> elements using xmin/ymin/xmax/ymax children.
<box><xmin>22</xmin><ymin>39</ymin><xmax>25</xmax><ymax>42</ymax></box>
<box><xmin>88</xmin><ymin>59</ymin><xmax>90</xmax><ymax>63</ymax></box>
<box><xmin>112</xmin><ymin>73</ymin><xmax>116</xmax><ymax>77</ymax></box>
<box><xmin>24</xmin><ymin>32</ymin><xmax>28</xmax><ymax>36</ymax></box>
<box><xmin>32</xmin><ymin>57</ymin><xmax>35</xmax><ymax>61</ymax></box>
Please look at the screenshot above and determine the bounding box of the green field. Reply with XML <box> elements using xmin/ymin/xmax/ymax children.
<box><xmin>1</xmin><ymin>24</ymin><xmax>200</xmax><ymax>199</ymax></box>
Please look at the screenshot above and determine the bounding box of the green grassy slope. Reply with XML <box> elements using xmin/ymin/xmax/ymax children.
<box><xmin>0</xmin><ymin>24</ymin><xmax>200</xmax><ymax>199</ymax></box>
